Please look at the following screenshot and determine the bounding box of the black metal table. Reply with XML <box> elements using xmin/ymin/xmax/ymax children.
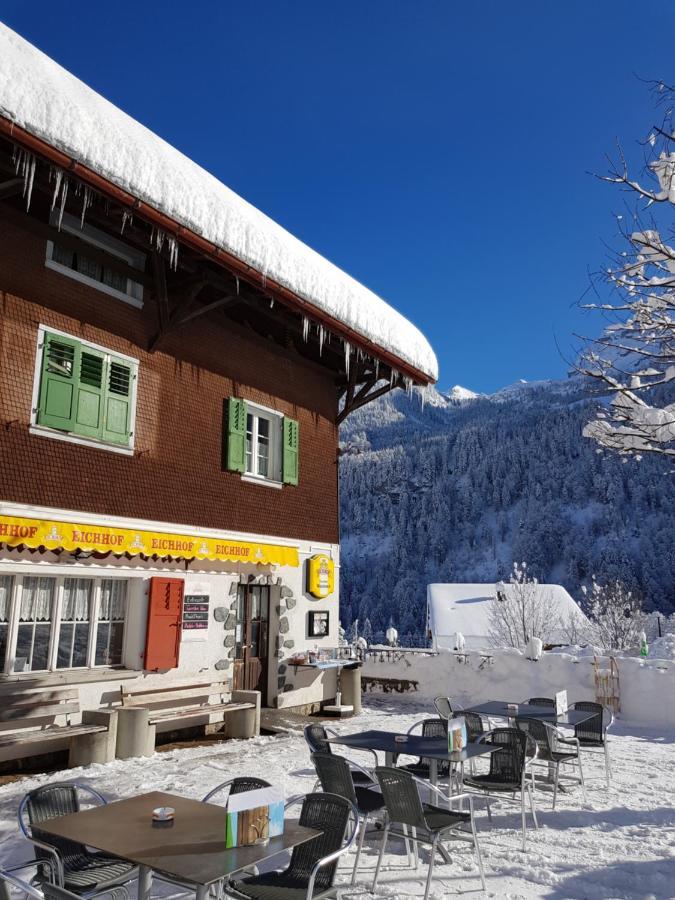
<box><xmin>463</xmin><ymin>700</ymin><xmax>595</xmax><ymax>727</ymax></box>
<box><xmin>328</xmin><ymin>728</ymin><xmax>499</xmax><ymax>788</ymax></box>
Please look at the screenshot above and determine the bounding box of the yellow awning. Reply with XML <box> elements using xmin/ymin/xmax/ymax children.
<box><xmin>0</xmin><ymin>514</ymin><xmax>299</xmax><ymax>567</ymax></box>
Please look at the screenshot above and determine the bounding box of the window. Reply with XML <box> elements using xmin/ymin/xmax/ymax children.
<box><xmin>0</xmin><ymin>575</ymin><xmax>129</xmax><ymax>674</ymax></box>
<box><xmin>32</xmin><ymin>327</ymin><xmax>138</xmax><ymax>452</ymax></box>
<box><xmin>45</xmin><ymin>213</ymin><xmax>145</xmax><ymax>307</ymax></box>
<box><xmin>225</xmin><ymin>397</ymin><xmax>299</xmax><ymax>485</ymax></box>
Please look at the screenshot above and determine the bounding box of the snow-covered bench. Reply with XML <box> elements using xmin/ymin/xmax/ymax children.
<box><xmin>116</xmin><ymin>679</ymin><xmax>260</xmax><ymax>757</ymax></box>
<box><xmin>0</xmin><ymin>686</ymin><xmax>117</xmax><ymax>767</ymax></box>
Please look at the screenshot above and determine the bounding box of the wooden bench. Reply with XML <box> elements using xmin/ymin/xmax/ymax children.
<box><xmin>0</xmin><ymin>686</ymin><xmax>118</xmax><ymax>766</ymax></box>
<box><xmin>116</xmin><ymin>679</ymin><xmax>260</xmax><ymax>758</ymax></box>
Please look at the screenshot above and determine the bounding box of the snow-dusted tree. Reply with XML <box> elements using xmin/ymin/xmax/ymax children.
<box><xmin>580</xmin><ymin>80</ymin><xmax>675</xmax><ymax>459</ymax></box>
<box><xmin>361</xmin><ymin>617</ymin><xmax>374</xmax><ymax>647</ymax></box>
<box><xmin>560</xmin><ymin>608</ymin><xmax>594</xmax><ymax>646</ymax></box>
<box><xmin>583</xmin><ymin>578</ymin><xmax>644</xmax><ymax>650</ymax></box>
<box><xmin>488</xmin><ymin>562</ymin><xmax>559</xmax><ymax>650</ymax></box>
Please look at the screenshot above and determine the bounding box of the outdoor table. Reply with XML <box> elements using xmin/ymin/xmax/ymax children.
<box><xmin>462</xmin><ymin>700</ymin><xmax>596</xmax><ymax>727</ymax></box>
<box><xmin>35</xmin><ymin>789</ymin><xmax>320</xmax><ymax>900</ymax></box>
<box><xmin>328</xmin><ymin>728</ymin><xmax>499</xmax><ymax>789</ymax></box>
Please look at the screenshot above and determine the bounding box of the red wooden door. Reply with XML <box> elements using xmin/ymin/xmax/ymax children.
<box><xmin>144</xmin><ymin>577</ymin><xmax>183</xmax><ymax>671</ymax></box>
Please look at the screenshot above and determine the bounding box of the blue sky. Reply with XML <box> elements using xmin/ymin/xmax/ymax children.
<box><xmin>2</xmin><ymin>1</ymin><xmax>673</xmax><ymax>392</ymax></box>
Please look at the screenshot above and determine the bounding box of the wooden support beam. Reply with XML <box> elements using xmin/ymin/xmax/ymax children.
<box><xmin>176</xmin><ymin>293</ymin><xmax>238</xmax><ymax>326</ymax></box>
<box><xmin>0</xmin><ymin>178</ymin><xmax>23</xmax><ymax>200</ymax></box>
<box><xmin>0</xmin><ymin>202</ymin><xmax>152</xmax><ymax>286</ymax></box>
<box><xmin>337</xmin><ymin>379</ymin><xmax>399</xmax><ymax>425</ymax></box>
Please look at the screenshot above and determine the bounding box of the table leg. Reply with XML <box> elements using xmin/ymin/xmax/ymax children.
<box><xmin>429</xmin><ymin>759</ymin><xmax>438</xmax><ymax>788</ymax></box>
<box><xmin>138</xmin><ymin>865</ymin><xmax>153</xmax><ymax>900</ymax></box>
<box><xmin>195</xmin><ymin>886</ymin><xmax>210</xmax><ymax>900</ymax></box>
<box><xmin>385</xmin><ymin>751</ymin><xmax>394</xmax><ymax>767</ymax></box>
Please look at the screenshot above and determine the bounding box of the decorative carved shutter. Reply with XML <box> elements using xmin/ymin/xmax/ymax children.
<box><xmin>37</xmin><ymin>333</ymin><xmax>79</xmax><ymax>431</ymax></box>
<box><xmin>282</xmin><ymin>417</ymin><xmax>299</xmax><ymax>485</ymax></box>
<box><xmin>144</xmin><ymin>577</ymin><xmax>183</xmax><ymax>670</ymax></box>
<box><xmin>226</xmin><ymin>397</ymin><xmax>247</xmax><ymax>472</ymax></box>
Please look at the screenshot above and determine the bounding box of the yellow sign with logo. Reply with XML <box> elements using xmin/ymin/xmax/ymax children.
<box><xmin>307</xmin><ymin>553</ymin><xmax>335</xmax><ymax>599</ymax></box>
<box><xmin>0</xmin><ymin>515</ymin><xmax>299</xmax><ymax>567</ymax></box>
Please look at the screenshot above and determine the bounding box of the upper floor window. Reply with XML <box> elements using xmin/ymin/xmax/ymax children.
<box><xmin>32</xmin><ymin>326</ymin><xmax>138</xmax><ymax>453</ymax></box>
<box><xmin>225</xmin><ymin>397</ymin><xmax>299</xmax><ymax>486</ymax></box>
<box><xmin>0</xmin><ymin>574</ymin><xmax>128</xmax><ymax>674</ymax></box>
<box><xmin>45</xmin><ymin>212</ymin><xmax>145</xmax><ymax>308</ymax></box>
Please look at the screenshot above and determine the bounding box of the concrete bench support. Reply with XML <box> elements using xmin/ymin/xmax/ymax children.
<box><xmin>341</xmin><ymin>665</ymin><xmax>362</xmax><ymax>716</ymax></box>
<box><xmin>116</xmin><ymin>707</ymin><xmax>155</xmax><ymax>759</ymax></box>
<box><xmin>69</xmin><ymin>710</ymin><xmax>118</xmax><ymax>767</ymax></box>
<box><xmin>227</xmin><ymin>690</ymin><xmax>261</xmax><ymax>739</ymax></box>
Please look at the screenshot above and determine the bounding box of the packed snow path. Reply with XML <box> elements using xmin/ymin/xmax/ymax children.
<box><xmin>0</xmin><ymin>696</ymin><xmax>673</xmax><ymax>899</ymax></box>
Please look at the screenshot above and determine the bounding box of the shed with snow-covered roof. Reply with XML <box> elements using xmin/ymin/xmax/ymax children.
<box><xmin>426</xmin><ymin>583</ymin><xmax>590</xmax><ymax>651</ymax></box>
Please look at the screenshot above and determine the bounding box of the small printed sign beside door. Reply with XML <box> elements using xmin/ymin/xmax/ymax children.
<box><xmin>182</xmin><ymin>592</ymin><xmax>210</xmax><ymax>641</ymax></box>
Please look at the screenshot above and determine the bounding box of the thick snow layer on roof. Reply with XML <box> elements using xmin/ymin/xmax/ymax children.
<box><xmin>0</xmin><ymin>24</ymin><xmax>437</xmax><ymax>381</ymax></box>
<box><xmin>427</xmin><ymin>582</ymin><xmax>589</xmax><ymax>650</ymax></box>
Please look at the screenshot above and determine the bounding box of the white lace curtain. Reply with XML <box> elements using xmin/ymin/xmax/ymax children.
<box><xmin>20</xmin><ymin>577</ymin><xmax>54</xmax><ymax>622</ymax></box>
<box><xmin>100</xmin><ymin>580</ymin><xmax>127</xmax><ymax>621</ymax></box>
<box><xmin>0</xmin><ymin>575</ymin><xmax>13</xmax><ymax>622</ymax></box>
<box><xmin>62</xmin><ymin>578</ymin><xmax>92</xmax><ymax>622</ymax></box>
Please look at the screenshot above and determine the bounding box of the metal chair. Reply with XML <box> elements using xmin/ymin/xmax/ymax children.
<box><xmin>515</xmin><ymin>717</ymin><xmax>586</xmax><ymax>808</ymax></box>
<box><xmin>372</xmin><ymin>766</ymin><xmax>485</xmax><ymax>900</ymax></box>
<box><xmin>463</xmin><ymin>711</ymin><xmax>486</xmax><ymax>743</ymax></box>
<box><xmin>0</xmin><ymin>860</ymin><xmax>129</xmax><ymax>900</ymax></box>
<box><xmin>202</xmin><ymin>777</ymin><xmax>271</xmax><ymax>803</ymax></box>
<box><xmin>18</xmin><ymin>783</ymin><xmax>138</xmax><ymax>895</ymax></box>
<box><xmin>433</xmin><ymin>697</ymin><xmax>459</xmax><ymax>720</ymax></box>
<box><xmin>303</xmin><ymin>724</ymin><xmax>376</xmax><ymax>786</ymax></box>
<box><xmin>567</xmin><ymin>701</ymin><xmax>613</xmax><ymax>786</ymax></box>
<box><xmin>523</xmin><ymin>697</ymin><xmax>555</xmax><ymax>707</ymax></box>
<box><xmin>225</xmin><ymin>792</ymin><xmax>358</xmax><ymax>900</ymax></box>
<box><xmin>311</xmin><ymin>752</ymin><xmax>385</xmax><ymax>884</ymax></box>
<box><xmin>398</xmin><ymin>718</ymin><xmax>451</xmax><ymax>782</ymax></box>
<box><xmin>462</xmin><ymin>728</ymin><xmax>539</xmax><ymax>851</ymax></box>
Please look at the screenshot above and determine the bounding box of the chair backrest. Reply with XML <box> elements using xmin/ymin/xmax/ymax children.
<box><xmin>202</xmin><ymin>777</ymin><xmax>271</xmax><ymax>803</ymax></box>
<box><xmin>485</xmin><ymin>728</ymin><xmax>529</xmax><ymax>785</ymax></box>
<box><xmin>433</xmin><ymin>696</ymin><xmax>455</xmax><ymax>719</ymax></box>
<box><xmin>311</xmin><ymin>752</ymin><xmax>357</xmax><ymax>805</ymax></box>
<box><xmin>408</xmin><ymin>718</ymin><xmax>449</xmax><ymax>774</ymax></box>
<box><xmin>19</xmin><ymin>783</ymin><xmax>106</xmax><ymax>872</ymax></box>
<box><xmin>572</xmin><ymin>701</ymin><xmax>608</xmax><ymax>743</ymax></box>
<box><xmin>375</xmin><ymin>766</ymin><xmax>426</xmax><ymax>830</ymax></box>
<box><xmin>515</xmin><ymin>716</ymin><xmax>554</xmax><ymax>756</ymax></box>
<box><xmin>462</xmin><ymin>711</ymin><xmax>485</xmax><ymax>743</ymax></box>
<box><xmin>525</xmin><ymin>697</ymin><xmax>555</xmax><ymax>707</ymax></box>
<box><xmin>304</xmin><ymin>723</ymin><xmax>331</xmax><ymax>755</ymax></box>
<box><xmin>286</xmin><ymin>792</ymin><xmax>352</xmax><ymax>892</ymax></box>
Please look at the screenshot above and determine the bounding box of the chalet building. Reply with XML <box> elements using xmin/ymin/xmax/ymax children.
<box><xmin>0</xmin><ymin>24</ymin><xmax>436</xmax><ymax>723</ymax></box>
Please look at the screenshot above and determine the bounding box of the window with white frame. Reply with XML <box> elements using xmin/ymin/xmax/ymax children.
<box><xmin>45</xmin><ymin>212</ymin><xmax>145</xmax><ymax>307</ymax></box>
<box><xmin>0</xmin><ymin>575</ymin><xmax>129</xmax><ymax>674</ymax></box>
<box><xmin>245</xmin><ymin>407</ymin><xmax>282</xmax><ymax>481</ymax></box>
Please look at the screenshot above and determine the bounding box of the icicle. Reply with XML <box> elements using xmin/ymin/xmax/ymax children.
<box><xmin>121</xmin><ymin>210</ymin><xmax>133</xmax><ymax>234</ymax></box>
<box><xmin>14</xmin><ymin>149</ymin><xmax>37</xmax><ymax>212</ymax></box>
<box><xmin>151</xmin><ymin>227</ymin><xmax>166</xmax><ymax>253</ymax></box>
<box><xmin>390</xmin><ymin>367</ymin><xmax>398</xmax><ymax>388</ymax></box>
<box><xmin>344</xmin><ymin>340</ymin><xmax>351</xmax><ymax>376</ymax></box>
<box><xmin>302</xmin><ymin>317</ymin><xmax>310</xmax><ymax>342</ymax></box>
<box><xmin>167</xmin><ymin>236</ymin><xmax>179</xmax><ymax>271</ymax></box>
<box><xmin>269</xmin><ymin>298</ymin><xmax>274</xmax><ymax>308</ymax></box>
<box><xmin>79</xmin><ymin>185</ymin><xmax>94</xmax><ymax>228</ymax></box>
<box><xmin>50</xmin><ymin>167</ymin><xmax>63</xmax><ymax>211</ymax></box>
<box><xmin>374</xmin><ymin>358</ymin><xmax>380</xmax><ymax>380</ymax></box>
<box><xmin>57</xmin><ymin>178</ymin><xmax>69</xmax><ymax>231</ymax></box>
<box><xmin>403</xmin><ymin>375</ymin><xmax>413</xmax><ymax>397</ymax></box>
<box><xmin>235</xmin><ymin>276</ymin><xmax>240</xmax><ymax>295</ymax></box>
<box><xmin>318</xmin><ymin>325</ymin><xmax>325</xmax><ymax>356</ymax></box>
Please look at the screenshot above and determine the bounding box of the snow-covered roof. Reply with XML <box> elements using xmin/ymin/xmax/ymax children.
<box><xmin>427</xmin><ymin>582</ymin><xmax>589</xmax><ymax>650</ymax></box>
<box><xmin>0</xmin><ymin>24</ymin><xmax>437</xmax><ymax>382</ymax></box>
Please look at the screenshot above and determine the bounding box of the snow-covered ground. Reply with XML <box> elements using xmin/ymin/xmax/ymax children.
<box><xmin>1</xmin><ymin>695</ymin><xmax>674</xmax><ymax>900</ymax></box>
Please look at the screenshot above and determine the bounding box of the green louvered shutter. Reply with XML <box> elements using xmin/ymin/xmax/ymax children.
<box><xmin>73</xmin><ymin>348</ymin><xmax>106</xmax><ymax>438</ymax></box>
<box><xmin>282</xmin><ymin>417</ymin><xmax>299</xmax><ymax>485</ymax></box>
<box><xmin>227</xmin><ymin>397</ymin><xmax>247</xmax><ymax>472</ymax></box>
<box><xmin>37</xmin><ymin>333</ymin><xmax>79</xmax><ymax>432</ymax></box>
<box><xmin>101</xmin><ymin>358</ymin><xmax>134</xmax><ymax>445</ymax></box>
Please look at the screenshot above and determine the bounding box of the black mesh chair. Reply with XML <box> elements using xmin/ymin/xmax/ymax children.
<box><xmin>567</xmin><ymin>701</ymin><xmax>613</xmax><ymax>786</ymax></box>
<box><xmin>515</xmin><ymin>717</ymin><xmax>586</xmax><ymax>808</ymax></box>
<box><xmin>311</xmin><ymin>752</ymin><xmax>384</xmax><ymax>884</ymax></box>
<box><xmin>372</xmin><ymin>766</ymin><xmax>485</xmax><ymax>900</ymax></box>
<box><xmin>303</xmin><ymin>724</ymin><xmax>376</xmax><ymax>786</ymax></box>
<box><xmin>18</xmin><ymin>783</ymin><xmax>138</xmax><ymax>894</ymax></box>
<box><xmin>398</xmin><ymin>718</ymin><xmax>453</xmax><ymax>785</ymax></box>
<box><xmin>462</xmin><ymin>728</ymin><xmax>539</xmax><ymax>851</ymax></box>
<box><xmin>463</xmin><ymin>711</ymin><xmax>485</xmax><ymax>743</ymax></box>
<box><xmin>202</xmin><ymin>776</ymin><xmax>271</xmax><ymax>803</ymax></box>
<box><xmin>226</xmin><ymin>792</ymin><xmax>358</xmax><ymax>900</ymax></box>
<box><xmin>523</xmin><ymin>697</ymin><xmax>555</xmax><ymax>708</ymax></box>
<box><xmin>1</xmin><ymin>860</ymin><xmax>129</xmax><ymax>900</ymax></box>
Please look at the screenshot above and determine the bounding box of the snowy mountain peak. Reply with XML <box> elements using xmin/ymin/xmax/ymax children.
<box><xmin>445</xmin><ymin>385</ymin><xmax>481</xmax><ymax>404</ymax></box>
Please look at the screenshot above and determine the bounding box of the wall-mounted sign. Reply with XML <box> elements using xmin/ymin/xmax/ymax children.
<box><xmin>182</xmin><ymin>593</ymin><xmax>210</xmax><ymax>633</ymax></box>
<box><xmin>307</xmin><ymin>554</ymin><xmax>335</xmax><ymax>599</ymax></box>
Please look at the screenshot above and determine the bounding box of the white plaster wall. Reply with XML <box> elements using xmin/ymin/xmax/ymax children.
<box><xmin>361</xmin><ymin>647</ymin><xmax>675</xmax><ymax>728</ymax></box>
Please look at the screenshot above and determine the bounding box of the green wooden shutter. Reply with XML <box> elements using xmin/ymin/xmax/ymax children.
<box><xmin>101</xmin><ymin>358</ymin><xmax>134</xmax><ymax>445</ymax></box>
<box><xmin>282</xmin><ymin>417</ymin><xmax>299</xmax><ymax>485</ymax></box>
<box><xmin>37</xmin><ymin>333</ymin><xmax>79</xmax><ymax>432</ymax></box>
<box><xmin>73</xmin><ymin>348</ymin><xmax>106</xmax><ymax>438</ymax></box>
<box><xmin>226</xmin><ymin>397</ymin><xmax>247</xmax><ymax>473</ymax></box>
